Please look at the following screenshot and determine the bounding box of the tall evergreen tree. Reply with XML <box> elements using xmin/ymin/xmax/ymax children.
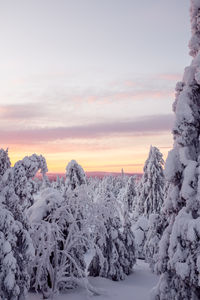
<box><xmin>152</xmin><ymin>1</ymin><xmax>200</xmax><ymax>299</ymax></box>
<box><xmin>137</xmin><ymin>146</ymin><xmax>165</xmax><ymax>217</ymax></box>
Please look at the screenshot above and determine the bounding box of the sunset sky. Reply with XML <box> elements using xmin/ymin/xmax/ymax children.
<box><xmin>0</xmin><ymin>0</ymin><xmax>191</xmax><ymax>173</ymax></box>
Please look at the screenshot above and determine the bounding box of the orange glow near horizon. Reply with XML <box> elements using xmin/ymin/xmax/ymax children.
<box><xmin>6</xmin><ymin>132</ymin><xmax>173</xmax><ymax>174</ymax></box>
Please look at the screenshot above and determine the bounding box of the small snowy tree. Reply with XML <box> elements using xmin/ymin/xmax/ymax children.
<box><xmin>13</xmin><ymin>154</ymin><xmax>48</xmax><ymax>209</ymax></box>
<box><xmin>52</xmin><ymin>175</ymin><xmax>64</xmax><ymax>192</ymax></box>
<box><xmin>0</xmin><ymin>148</ymin><xmax>11</xmax><ymax>179</ymax></box>
<box><xmin>152</xmin><ymin>1</ymin><xmax>200</xmax><ymax>299</ymax></box>
<box><xmin>121</xmin><ymin>210</ymin><xmax>136</xmax><ymax>275</ymax></box>
<box><xmin>65</xmin><ymin>160</ymin><xmax>86</xmax><ymax>191</ymax></box>
<box><xmin>41</xmin><ymin>174</ymin><xmax>51</xmax><ymax>189</ymax></box>
<box><xmin>137</xmin><ymin>146</ymin><xmax>165</xmax><ymax>217</ymax></box>
<box><xmin>123</xmin><ymin>176</ymin><xmax>137</xmax><ymax>213</ymax></box>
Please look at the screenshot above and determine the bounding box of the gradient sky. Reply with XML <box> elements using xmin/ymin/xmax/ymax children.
<box><xmin>0</xmin><ymin>0</ymin><xmax>191</xmax><ymax>173</ymax></box>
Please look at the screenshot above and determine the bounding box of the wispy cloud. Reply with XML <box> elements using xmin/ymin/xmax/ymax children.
<box><xmin>0</xmin><ymin>114</ymin><xmax>174</xmax><ymax>145</ymax></box>
<box><xmin>157</xmin><ymin>73</ymin><xmax>182</xmax><ymax>81</ymax></box>
<box><xmin>100</xmin><ymin>163</ymin><xmax>144</xmax><ymax>168</ymax></box>
<box><xmin>0</xmin><ymin>104</ymin><xmax>45</xmax><ymax>119</ymax></box>
<box><xmin>72</xmin><ymin>89</ymin><xmax>173</xmax><ymax>104</ymax></box>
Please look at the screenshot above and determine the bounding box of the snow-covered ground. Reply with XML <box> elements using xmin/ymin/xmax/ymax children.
<box><xmin>29</xmin><ymin>259</ymin><xmax>158</xmax><ymax>300</ymax></box>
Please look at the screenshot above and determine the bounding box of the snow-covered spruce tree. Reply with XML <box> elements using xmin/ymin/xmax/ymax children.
<box><xmin>0</xmin><ymin>205</ymin><xmax>34</xmax><ymax>300</ymax></box>
<box><xmin>137</xmin><ymin>146</ymin><xmax>165</xmax><ymax>217</ymax></box>
<box><xmin>13</xmin><ymin>154</ymin><xmax>48</xmax><ymax>209</ymax></box>
<box><xmin>64</xmin><ymin>160</ymin><xmax>89</xmax><ymax>234</ymax></box>
<box><xmin>152</xmin><ymin>2</ymin><xmax>200</xmax><ymax>299</ymax></box>
<box><xmin>0</xmin><ymin>148</ymin><xmax>11</xmax><ymax>179</ymax></box>
<box><xmin>88</xmin><ymin>178</ymin><xmax>136</xmax><ymax>280</ymax></box>
<box><xmin>121</xmin><ymin>209</ymin><xmax>136</xmax><ymax>275</ymax></box>
<box><xmin>0</xmin><ymin>155</ymin><xmax>38</xmax><ymax>299</ymax></box>
<box><xmin>144</xmin><ymin>213</ymin><xmax>163</xmax><ymax>272</ymax></box>
<box><xmin>134</xmin><ymin>147</ymin><xmax>164</xmax><ymax>259</ymax></box>
<box><xmin>123</xmin><ymin>175</ymin><xmax>137</xmax><ymax>214</ymax></box>
<box><xmin>65</xmin><ymin>160</ymin><xmax>86</xmax><ymax>191</ymax></box>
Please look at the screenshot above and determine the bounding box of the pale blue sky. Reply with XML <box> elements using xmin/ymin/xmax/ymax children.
<box><xmin>0</xmin><ymin>0</ymin><xmax>190</xmax><ymax>84</ymax></box>
<box><xmin>0</xmin><ymin>0</ymin><xmax>192</xmax><ymax>172</ymax></box>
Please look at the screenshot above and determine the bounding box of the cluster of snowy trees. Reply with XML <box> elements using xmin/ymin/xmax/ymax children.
<box><xmin>1</xmin><ymin>1</ymin><xmax>200</xmax><ymax>299</ymax></box>
<box><xmin>0</xmin><ymin>114</ymin><xmax>191</xmax><ymax>300</ymax></box>
<box><xmin>0</xmin><ymin>144</ymin><xmax>167</xmax><ymax>299</ymax></box>
<box><xmin>2</xmin><ymin>115</ymin><xmax>196</xmax><ymax>299</ymax></box>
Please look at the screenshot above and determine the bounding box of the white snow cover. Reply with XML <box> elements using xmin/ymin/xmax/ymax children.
<box><xmin>175</xmin><ymin>87</ymin><xmax>194</xmax><ymax>124</ymax></box>
<box><xmin>133</xmin><ymin>216</ymin><xmax>148</xmax><ymax>259</ymax></box>
<box><xmin>180</xmin><ymin>160</ymin><xmax>197</xmax><ymax>200</ymax></box>
<box><xmin>27</xmin><ymin>188</ymin><xmax>63</xmax><ymax>222</ymax></box>
<box><xmin>28</xmin><ymin>260</ymin><xmax>158</xmax><ymax>300</ymax></box>
<box><xmin>164</xmin><ymin>148</ymin><xmax>182</xmax><ymax>181</ymax></box>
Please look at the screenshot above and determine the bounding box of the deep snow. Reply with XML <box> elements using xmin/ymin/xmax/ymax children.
<box><xmin>29</xmin><ymin>259</ymin><xmax>158</xmax><ymax>300</ymax></box>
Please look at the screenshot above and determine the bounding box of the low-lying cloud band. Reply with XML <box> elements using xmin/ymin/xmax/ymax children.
<box><xmin>1</xmin><ymin>114</ymin><xmax>174</xmax><ymax>144</ymax></box>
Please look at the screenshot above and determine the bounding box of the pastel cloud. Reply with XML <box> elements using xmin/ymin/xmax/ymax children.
<box><xmin>100</xmin><ymin>163</ymin><xmax>144</xmax><ymax>168</ymax></box>
<box><xmin>0</xmin><ymin>114</ymin><xmax>174</xmax><ymax>145</ymax></box>
<box><xmin>0</xmin><ymin>104</ymin><xmax>44</xmax><ymax>119</ymax></box>
<box><xmin>77</xmin><ymin>89</ymin><xmax>173</xmax><ymax>104</ymax></box>
<box><xmin>0</xmin><ymin>84</ymin><xmax>173</xmax><ymax>126</ymax></box>
<box><xmin>157</xmin><ymin>73</ymin><xmax>182</xmax><ymax>81</ymax></box>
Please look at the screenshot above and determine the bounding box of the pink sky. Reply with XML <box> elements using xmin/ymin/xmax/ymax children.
<box><xmin>0</xmin><ymin>0</ymin><xmax>191</xmax><ymax>173</ymax></box>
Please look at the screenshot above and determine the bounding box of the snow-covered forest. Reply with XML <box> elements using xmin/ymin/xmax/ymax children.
<box><xmin>0</xmin><ymin>146</ymin><xmax>164</xmax><ymax>300</ymax></box>
<box><xmin>2</xmin><ymin>0</ymin><xmax>200</xmax><ymax>299</ymax></box>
